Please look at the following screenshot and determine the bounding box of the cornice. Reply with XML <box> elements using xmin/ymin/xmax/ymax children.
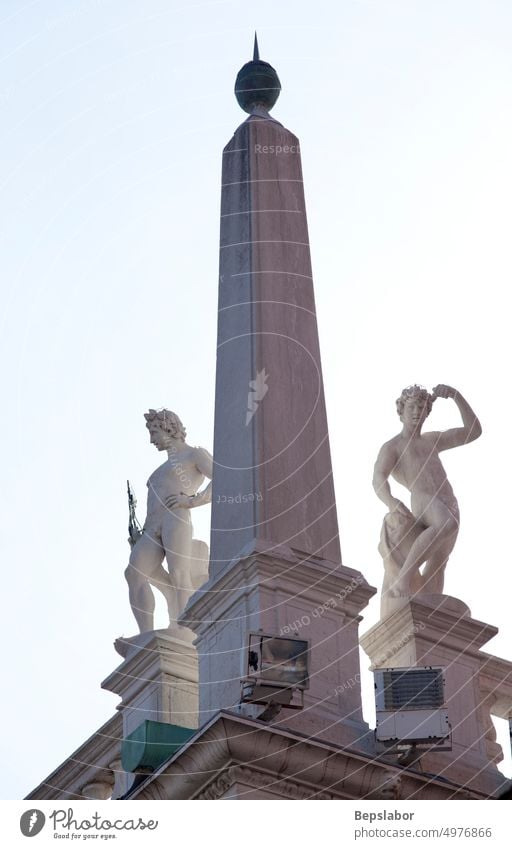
<box><xmin>132</xmin><ymin>712</ymin><xmax>481</xmax><ymax>801</ymax></box>
<box><xmin>181</xmin><ymin>550</ymin><xmax>376</xmax><ymax>635</ymax></box>
<box><xmin>361</xmin><ymin>598</ymin><xmax>498</xmax><ymax>662</ymax></box>
<box><xmin>101</xmin><ymin>632</ymin><xmax>198</xmax><ymax>697</ymax></box>
<box><xmin>478</xmin><ymin>652</ymin><xmax>512</xmax><ymax>719</ymax></box>
<box><xmin>196</xmin><ymin>764</ymin><xmax>337</xmax><ymax>799</ymax></box>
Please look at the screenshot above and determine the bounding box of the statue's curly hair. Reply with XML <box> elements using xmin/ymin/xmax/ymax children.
<box><xmin>396</xmin><ymin>385</ymin><xmax>433</xmax><ymax>419</ymax></box>
<box><xmin>144</xmin><ymin>409</ymin><xmax>187</xmax><ymax>440</ymax></box>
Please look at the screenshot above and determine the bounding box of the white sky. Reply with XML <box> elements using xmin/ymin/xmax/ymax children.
<box><xmin>1</xmin><ymin>0</ymin><xmax>511</xmax><ymax>799</ymax></box>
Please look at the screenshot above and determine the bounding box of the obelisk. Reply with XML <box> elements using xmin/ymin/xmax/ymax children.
<box><xmin>210</xmin><ymin>35</ymin><xmax>340</xmax><ymax>574</ymax></box>
<box><xmin>183</xmin><ymin>38</ymin><xmax>375</xmax><ymax>746</ymax></box>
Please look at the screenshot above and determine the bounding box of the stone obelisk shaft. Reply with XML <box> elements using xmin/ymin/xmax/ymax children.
<box><xmin>211</xmin><ymin>114</ymin><xmax>341</xmax><ymax>575</ymax></box>
<box><xmin>183</xmin><ymin>63</ymin><xmax>374</xmax><ymax>739</ymax></box>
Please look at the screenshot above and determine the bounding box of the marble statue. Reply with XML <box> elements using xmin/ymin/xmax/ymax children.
<box><xmin>124</xmin><ymin>409</ymin><xmax>213</xmax><ymax>633</ymax></box>
<box><xmin>373</xmin><ymin>384</ymin><xmax>481</xmax><ymax>615</ymax></box>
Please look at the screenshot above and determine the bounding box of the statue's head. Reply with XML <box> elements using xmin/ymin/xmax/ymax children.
<box><xmin>396</xmin><ymin>385</ymin><xmax>433</xmax><ymax>426</ymax></box>
<box><xmin>144</xmin><ymin>409</ymin><xmax>186</xmax><ymax>450</ymax></box>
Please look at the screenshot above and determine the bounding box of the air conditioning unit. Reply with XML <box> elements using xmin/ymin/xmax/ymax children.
<box><xmin>374</xmin><ymin>667</ymin><xmax>451</xmax><ymax>751</ymax></box>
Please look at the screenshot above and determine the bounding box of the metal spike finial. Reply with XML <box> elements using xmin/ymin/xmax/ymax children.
<box><xmin>253</xmin><ymin>32</ymin><xmax>260</xmax><ymax>61</ymax></box>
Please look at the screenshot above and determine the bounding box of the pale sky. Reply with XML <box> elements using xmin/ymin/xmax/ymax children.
<box><xmin>1</xmin><ymin>0</ymin><xmax>511</xmax><ymax>799</ymax></box>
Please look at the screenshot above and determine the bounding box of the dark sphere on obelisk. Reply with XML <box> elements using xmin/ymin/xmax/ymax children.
<box><xmin>234</xmin><ymin>33</ymin><xmax>281</xmax><ymax>113</ymax></box>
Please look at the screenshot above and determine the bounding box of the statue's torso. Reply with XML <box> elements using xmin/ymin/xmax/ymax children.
<box><xmin>145</xmin><ymin>447</ymin><xmax>204</xmax><ymax>526</ymax></box>
<box><xmin>391</xmin><ymin>432</ymin><xmax>456</xmax><ymax>507</ymax></box>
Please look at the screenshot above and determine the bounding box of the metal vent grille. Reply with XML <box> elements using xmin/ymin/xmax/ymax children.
<box><xmin>381</xmin><ymin>668</ymin><xmax>444</xmax><ymax>710</ymax></box>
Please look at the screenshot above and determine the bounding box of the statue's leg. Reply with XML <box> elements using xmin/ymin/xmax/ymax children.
<box><xmin>394</xmin><ymin>504</ymin><xmax>459</xmax><ymax>596</ymax></box>
<box><xmin>161</xmin><ymin>513</ymin><xmax>193</xmax><ymax>627</ymax></box>
<box><xmin>148</xmin><ymin>563</ymin><xmax>175</xmax><ymax>596</ymax></box>
<box><xmin>421</xmin><ymin>529</ymin><xmax>459</xmax><ymax>594</ymax></box>
<box><xmin>124</xmin><ymin>532</ymin><xmax>165</xmax><ymax>633</ymax></box>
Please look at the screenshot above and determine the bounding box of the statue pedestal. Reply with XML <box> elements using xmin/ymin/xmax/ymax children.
<box><xmin>101</xmin><ymin>630</ymin><xmax>198</xmax><ymax>738</ymax></box>
<box><xmin>360</xmin><ymin>595</ymin><xmax>507</xmax><ymax>795</ymax></box>
<box><xmin>181</xmin><ymin>542</ymin><xmax>376</xmax><ymax>750</ymax></box>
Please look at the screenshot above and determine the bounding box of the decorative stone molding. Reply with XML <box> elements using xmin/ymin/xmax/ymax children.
<box><xmin>132</xmin><ymin>713</ymin><xmax>485</xmax><ymax>801</ymax></box>
<box><xmin>479</xmin><ymin>654</ymin><xmax>512</xmax><ymax>722</ymax></box>
<box><xmin>365</xmin><ymin>770</ymin><xmax>403</xmax><ymax>800</ymax></box>
<box><xmin>198</xmin><ymin>771</ymin><xmax>234</xmax><ymax>800</ymax></box>
<box><xmin>108</xmin><ymin>758</ymin><xmax>127</xmax><ymax>800</ymax></box>
<box><xmin>80</xmin><ymin>780</ymin><xmax>114</xmax><ymax>800</ymax></box>
<box><xmin>196</xmin><ymin>765</ymin><xmax>335</xmax><ymax>800</ymax></box>
<box><xmin>135</xmin><ymin>778</ymin><xmax>168</xmax><ymax>801</ymax></box>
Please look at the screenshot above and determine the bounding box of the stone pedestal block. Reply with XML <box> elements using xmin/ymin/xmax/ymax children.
<box><xmin>182</xmin><ymin>542</ymin><xmax>376</xmax><ymax>749</ymax></box>
<box><xmin>360</xmin><ymin>595</ymin><xmax>508</xmax><ymax>795</ymax></box>
<box><xmin>101</xmin><ymin>631</ymin><xmax>198</xmax><ymax>738</ymax></box>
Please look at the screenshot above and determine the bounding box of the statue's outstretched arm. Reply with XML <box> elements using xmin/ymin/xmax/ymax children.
<box><xmin>433</xmin><ymin>384</ymin><xmax>482</xmax><ymax>451</ymax></box>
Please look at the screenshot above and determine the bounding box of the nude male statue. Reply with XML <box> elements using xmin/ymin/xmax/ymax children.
<box><xmin>373</xmin><ymin>384</ymin><xmax>481</xmax><ymax>605</ymax></box>
<box><xmin>124</xmin><ymin>409</ymin><xmax>213</xmax><ymax>633</ymax></box>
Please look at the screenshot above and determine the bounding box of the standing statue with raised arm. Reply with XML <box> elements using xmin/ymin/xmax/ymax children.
<box><xmin>373</xmin><ymin>384</ymin><xmax>482</xmax><ymax>616</ymax></box>
<box><xmin>123</xmin><ymin>409</ymin><xmax>212</xmax><ymax>638</ymax></box>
